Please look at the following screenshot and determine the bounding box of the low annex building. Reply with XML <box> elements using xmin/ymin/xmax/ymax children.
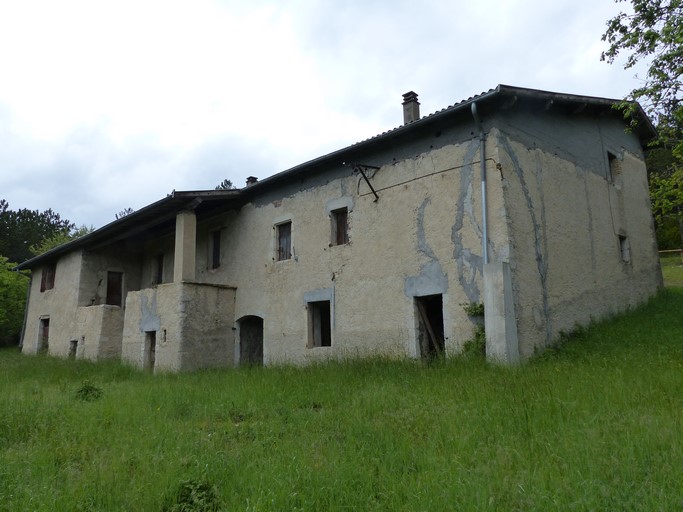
<box><xmin>17</xmin><ymin>85</ymin><xmax>663</xmax><ymax>371</ymax></box>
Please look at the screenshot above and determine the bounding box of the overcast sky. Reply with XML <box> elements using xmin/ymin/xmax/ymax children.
<box><xmin>0</xmin><ymin>0</ymin><xmax>644</xmax><ymax>229</ymax></box>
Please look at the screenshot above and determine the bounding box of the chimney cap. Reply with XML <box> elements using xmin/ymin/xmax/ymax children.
<box><xmin>402</xmin><ymin>91</ymin><xmax>419</xmax><ymax>104</ymax></box>
<box><xmin>402</xmin><ymin>91</ymin><xmax>420</xmax><ymax>124</ymax></box>
<box><xmin>246</xmin><ymin>176</ymin><xmax>258</xmax><ymax>186</ymax></box>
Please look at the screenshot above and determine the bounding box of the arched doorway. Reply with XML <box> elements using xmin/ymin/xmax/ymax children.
<box><xmin>238</xmin><ymin>316</ymin><xmax>263</xmax><ymax>366</ymax></box>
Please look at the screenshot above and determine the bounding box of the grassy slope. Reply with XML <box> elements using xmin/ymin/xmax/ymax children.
<box><xmin>1</xmin><ymin>289</ymin><xmax>683</xmax><ymax>511</ymax></box>
<box><xmin>661</xmin><ymin>252</ymin><xmax>683</xmax><ymax>287</ymax></box>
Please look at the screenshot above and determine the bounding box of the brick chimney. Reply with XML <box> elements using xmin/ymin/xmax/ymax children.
<box><xmin>402</xmin><ymin>91</ymin><xmax>420</xmax><ymax>124</ymax></box>
<box><xmin>246</xmin><ymin>176</ymin><xmax>258</xmax><ymax>186</ymax></box>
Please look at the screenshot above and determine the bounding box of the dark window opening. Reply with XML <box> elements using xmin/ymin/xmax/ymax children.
<box><xmin>154</xmin><ymin>254</ymin><xmax>164</xmax><ymax>285</ymax></box>
<box><xmin>106</xmin><ymin>271</ymin><xmax>123</xmax><ymax>306</ymax></box>
<box><xmin>276</xmin><ymin>221</ymin><xmax>292</xmax><ymax>261</ymax></box>
<box><xmin>39</xmin><ymin>318</ymin><xmax>50</xmax><ymax>353</ymax></box>
<box><xmin>619</xmin><ymin>235</ymin><xmax>631</xmax><ymax>263</ymax></box>
<box><xmin>331</xmin><ymin>208</ymin><xmax>349</xmax><ymax>245</ymax></box>
<box><xmin>40</xmin><ymin>262</ymin><xmax>56</xmax><ymax>292</ymax></box>
<box><xmin>144</xmin><ymin>331</ymin><xmax>156</xmax><ymax>370</ymax></box>
<box><xmin>415</xmin><ymin>295</ymin><xmax>445</xmax><ymax>360</ymax></box>
<box><xmin>211</xmin><ymin>230</ymin><xmax>221</xmax><ymax>269</ymax></box>
<box><xmin>309</xmin><ymin>300</ymin><xmax>331</xmax><ymax>348</ymax></box>
<box><xmin>607</xmin><ymin>151</ymin><xmax>621</xmax><ymax>182</ymax></box>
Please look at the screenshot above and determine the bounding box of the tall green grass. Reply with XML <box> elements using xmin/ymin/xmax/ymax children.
<box><xmin>2</xmin><ymin>289</ymin><xmax>683</xmax><ymax>511</ymax></box>
<box><xmin>661</xmin><ymin>251</ymin><xmax>683</xmax><ymax>286</ymax></box>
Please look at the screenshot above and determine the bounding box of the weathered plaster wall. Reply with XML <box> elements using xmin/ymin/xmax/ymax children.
<box><xmin>22</xmin><ymin>250</ymin><xmax>131</xmax><ymax>359</ymax></box>
<box><xmin>192</xmin><ymin>135</ymin><xmax>506</xmax><ymax>365</ymax></box>
<box><xmin>77</xmin><ymin>305</ymin><xmax>124</xmax><ymax>360</ymax></box>
<box><xmin>177</xmin><ymin>283</ymin><xmax>235</xmax><ymax>371</ymax></box>
<box><xmin>123</xmin><ymin>285</ymin><xmax>182</xmax><ymax>371</ymax></box>
<box><xmin>122</xmin><ymin>283</ymin><xmax>235</xmax><ymax>372</ymax></box>
<box><xmin>22</xmin><ymin>251</ymin><xmax>83</xmax><ymax>356</ymax></box>
<box><xmin>493</xmin><ymin>114</ymin><xmax>661</xmax><ymax>358</ymax></box>
<box><xmin>79</xmin><ymin>248</ymin><xmax>143</xmax><ymax>306</ymax></box>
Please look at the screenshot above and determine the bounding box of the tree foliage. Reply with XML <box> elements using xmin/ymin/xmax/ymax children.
<box><xmin>0</xmin><ymin>255</ymin><xmax>29</xmax><ymax>346</ymax></box>
<box><xmin>650</xmin><ymin>166</ymin><xmax>683</xmax><ymax>247</ymax></box>
<box><xmin>602</xmin><ymin>0</ymin><xmax>683</xmax><ymax>247</ymax></box>
<box><xmin>29</xmin><ymin>224</ymin><xmax>95</xmax><ymax>257</ymax></box>
<box><xmin>602</xmin><ymin>0</ymin><xmax>683</xmax><ymax>146</ymax></box>
<box><xmin>0</xmin><ymin>200</ymin><xmax>75</xmax><ymax>263</ymax></box>
<box><xmin>215</xmin><ymin>179</ymin><xmax>236</xmax><ymax>190</ymax></box>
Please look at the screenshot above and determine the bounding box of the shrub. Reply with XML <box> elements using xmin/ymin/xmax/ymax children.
<box><xmin>75</xmin><ymin>381</ymin><xmax>103</xmax><ymax>402</ymax></box>
<box><xmin>163</xmin><ymin>479</ymin><xmax>222</xmax><ymax>512</ymax></box>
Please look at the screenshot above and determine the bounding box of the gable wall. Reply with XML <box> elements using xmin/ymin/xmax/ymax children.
<box><xmin>22</xmin><ymin>251</ymin><xmax>83</xmax><ymax>356</ymax></box>
<box><xmin>493</xmin><ymin>111</ymin><xmax>661</xmax><ymax>357</ymax></box>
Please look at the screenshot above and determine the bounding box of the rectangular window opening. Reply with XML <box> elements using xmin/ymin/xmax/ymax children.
<box><xmin>210</xmin><ymin>230</ymin><xmax>221</xmax><ymax>269</ymax></box>
<box><xmin>331</xmin><ymin>208</ymin><xmax>349</xmax><ymax>246</ymax></box>
<box><xmin>154</xmin><ymin>254</ymin><xmax>164</xmax><ymax>285</ymax></box>
<box><xmin>106</xmin><ymin>271</ymin><xmax>123</xmax><ymax>306</ymax></box>
<box><xmin>607</xmin><ymin>151</ymin><xmax>622</xmax><ymax>182</ymax></box>
<box><xmin>276</xmin><ymin>221</ymin><xmax>292</xmax><ymax>261</ymax></box>
<box><xmin>308</xmin><ymin>300</ymin><xmax>331</xmax><ymax>348</ymax></box>
<box><xmin>40</xmin><ymin>262</ymin><xmax>56</xmax><ymax>292</ymax></box>
<box><xmin>619</xmin><ymin>235</ymin><xmax>631</xmax><ymax>263</ymax></box>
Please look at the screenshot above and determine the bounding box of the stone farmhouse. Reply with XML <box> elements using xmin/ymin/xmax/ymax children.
<box><xmin>17</xmin><ymin>85</ymin><xmax>662</xmax><ymax>371</ymax></box>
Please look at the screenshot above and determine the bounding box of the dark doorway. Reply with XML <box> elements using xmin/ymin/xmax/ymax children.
<box><xmin>39</xmin><ymin>318</ymin><xmax>50</xmax><ymax>353</ymax></box>
<box><xmin>308</xmin><ymin>301</ymin><xmax>331</xmax><ymax>347</ymax></box>
<box><xmin>68</xmin><ymin>339</ymin><xmax>78</xmax><ymax>359</ymax></box>
<box><xmin>144</xmin><ymin>331</ymin><xmax>156</xmax><ymax>370</ymax></box>
<box><xmin>239</xmin><ymin>316</ymin><xmax>263</xmax><ymax>366</ymax></box>
<box><xmin>415</xmin><ymin>295</ymin><xmax>445</xmax><ymax>360</ymax></box>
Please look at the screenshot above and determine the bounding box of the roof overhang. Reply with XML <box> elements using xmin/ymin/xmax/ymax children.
<box><xmin>16</xmin><ymin>189</ymin><xmax>243</xmax><ymax>270</ymax></box>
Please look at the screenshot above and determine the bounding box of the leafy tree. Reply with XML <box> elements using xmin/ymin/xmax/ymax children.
<box><xmin>650</xmin><ymin>167</ymin><xmax>683</xmax><ymax>247</ymax></box>
<box><xmin>0</xmin><ymin>200</ymin><xmax>75</xmax><ymax>263</ymax></box>
<box><xmin>116</xmin><ymin>207</ymin><xmax>135</xmax><ymax>220</ymax></box>
<box><xmin>0</xmin><ymin>255</ymin><xmax>29</xmax><ymax>346</ymax></box>
<box><xmin>602</xmin><ymin>0</ymin><xmax>683</xmax><ymax>145</ymax></box>
<box><xmin>215</xmin><ymin>179</ymin><xmax>236</xmax><ymax>190</ymax></box>
<box><xmin>29</xmin><ymin>225</ymin><xmax>95</xmax><ymax>257</ymax></box>
<box><xmin>602</xmin><ymin>0</ymin><xmax>683</xmax><ymax>247</ymax></box>
<box><xmin>646</xmin><ymin>147</ymin><xmax>683</xmax><ymax>248</ymax></box>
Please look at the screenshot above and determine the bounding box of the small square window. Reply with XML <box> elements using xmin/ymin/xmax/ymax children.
<box><xmin>308</xmin><ymin>300</ymin><xmax>331</xmax><ymax>347</ymax></box>
<box><xmin>276</xmin><ymin>221</ymin><xmax>292</xmax><ymax>261</ymax></box>
<box><xmin>40</xmin><ymin>262</ymin><xmax>56</xmax><ymax>292</ymax></box>
<box><xmin>331</xmin><ymin>208</ymin><xmax>349</xmax><ymax>246</ymax></box>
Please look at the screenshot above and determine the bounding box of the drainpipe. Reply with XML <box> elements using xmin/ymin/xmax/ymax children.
<box><xmin>471</xmin><ymin>102</ymin><xmax>488</xmax><ymax>264</ymax></box>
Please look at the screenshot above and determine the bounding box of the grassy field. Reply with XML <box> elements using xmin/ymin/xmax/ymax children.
<box><xmin>661</xmin><ymin>251</ymin><xmax>683</xmax><ymax>287</ymax></box>
<box><xmin>2</xmin><ymin>289</ymin><xmax>683</xmax><ymax>511</ymax></box>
